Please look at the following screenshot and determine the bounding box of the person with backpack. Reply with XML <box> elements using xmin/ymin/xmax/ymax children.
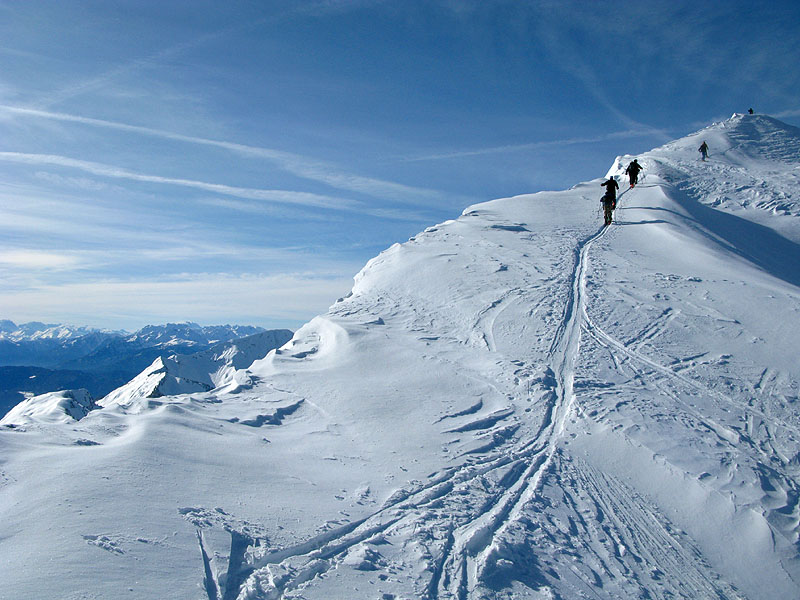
<box><xmin>625</xmin><ymin>159</ymin><xmax>643</xmax><ymax>188</ymax></box>
<box><xmin>600</xmin><ymin>176</ymin><xmax>619</xmax><ymax>226</ymax></box>
<box><xmin>699</xmin><ymin>141</ymin><xmax>709</xmax><ymax>161</ymax></box>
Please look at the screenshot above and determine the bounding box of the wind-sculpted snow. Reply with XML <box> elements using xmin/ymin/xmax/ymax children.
<box><xmin>1</xmin><ymin>114</ymin><xmax>799</xmax><ymax>599</ymax></box>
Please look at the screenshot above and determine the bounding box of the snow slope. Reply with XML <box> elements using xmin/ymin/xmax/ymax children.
<box><xmin>0</xmin><ymin>114</ymin><xmax>798</xmax><ymax>600</ymax></box>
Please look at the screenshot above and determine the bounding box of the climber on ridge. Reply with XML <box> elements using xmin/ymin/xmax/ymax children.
<box><xmin>600</xmin><ymin>176</ymin><xmax>619</xmax><ymax>226</ymax></box>
<box><xmin>699</xmin><ymin>141</ymin><xmax>709</xmax><ymax>161</ymax></box>
<box><xmin>625</xmin><ymin>159</ymin><xmax>643</xmax><ymax>188</ymax></box>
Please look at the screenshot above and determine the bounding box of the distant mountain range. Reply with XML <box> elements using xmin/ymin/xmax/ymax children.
<box><xmin>0</xmin><ymin>320</ymin><xmax>268</xmax><ymax>366</ymax></box>
<box><xmin>0</xmin><ymin>319</ymin><xmax>112</xmax><ymax>342</ymax></box>
<box><xmin>0</xmin><ymin>321</ymin><xmax>293</xmax><ymax>417</ymax></box>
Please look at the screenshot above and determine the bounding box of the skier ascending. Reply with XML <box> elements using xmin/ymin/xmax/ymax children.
<box><xmin>699</xmin><ymin>141</ymin><xmax>709</xmax><ymax>161</ymax></box>
<box><xmin>600</xmin><ymin>176</ymin><xmax>619</xmax><ymax>226</ymax></box>
<box><xmin>625</xmin><ymin>159</ymin><xmax>643</xmax><ymax>188</ymax></box>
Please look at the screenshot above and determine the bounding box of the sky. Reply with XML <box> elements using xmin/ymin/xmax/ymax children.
<box><xmin>1</xmin><ymin>0</ymin><xmax>799</xmax><ymax>332</ymax></box>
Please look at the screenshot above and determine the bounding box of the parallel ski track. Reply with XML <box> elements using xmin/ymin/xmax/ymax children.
<box><xmin>232</xmin><ymin>213</ymin><xmax>613</xmax><ymax>599</ymax></box>
<box><xmin>434</xmin><ymin>221</ymin><xmax>612</xmax><ymax>599</ymax></box>
<box><xmin>582</xmin><ymin>303</ymin><xmax>800</xmax><ymax>551</ymax></box>
<box><xmin>584</xmin><ymin>312</ymin><xmax>800</xmax><ymax>442</ymax></box>
<box><xmin>218</xmin><ymin>181</ymin><xmax>796</xmax><ymax>597</ymax></box>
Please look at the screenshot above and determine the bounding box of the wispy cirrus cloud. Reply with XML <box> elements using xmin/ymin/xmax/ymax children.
<box><xmin>31</xmin><ymin>12</ymin><xmax>278</xmax><ymax>110</ymax></box>
<box><xmin>33</xmin><ymin>170</ymin><xmax>114</xmax><ymax>191</ymax></box>
<box><xmin>0</xmin><ymin>241</ymin><xmax>359</xmax><ymax>282</ymax></box>
<box><xmin>527</xmin><ymin>8</ymin><xmax>672</xmax><ymax>142</ymax></box>
<box><xmin>0</xmin><ymin>250</ymin><xmax>80</xmax><ymax>270</ymax></box>
<box><xmin>0</xmin><ymin>104</ymin><xmax>443</xmax><ymax>202</ymax></box>
<box><xmin>775</xmin><ymin>108</ymin><xmax>800</xmax><ymax>119</ymax></box>
<box><xmin>0</xmin><ymin>182</ymin><xmax>377</xmax><ymax>273</ymax></box>
<box><xmin>403</xmin><ymin>128</ymin><xmax>670</xmax><ymax>162</ymax></box>
<box><xmin>0</xmin><ymin>150</ymin><xmax>358</xmax><ymax>210</ymax></box>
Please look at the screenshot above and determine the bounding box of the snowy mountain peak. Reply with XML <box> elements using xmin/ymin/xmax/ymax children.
<box><xmin>99</xmin><ymin>330</ymin><xmax>293</xmax><ymax>412</ymax></box>
<box><xmin>643</xmin><ymin>113</ymin><xmax>800</xmax><ymax>167</ymax></box>
<box><xmin>604</xmin><ymin>113</ymin><xmax>800</xmax><ymax>244</ymax></box>
<box><xmin>0</xmin><ymin>320</ymin><xmax>109</xmax><ymax>342</ymax></box>
<box><xmin>128</xmin><ymin>322</ymin><xmax>267</xmax><ymax>346</ymax></box>
<box><xmin>0</xmin><ymin>388</ymin><xmax>96</xmax><ymax>426</ymax></box>
<box><xmin>1</xmin><ymin>117</ymin><xmax>799</xmax><ymax>599</ymax></box>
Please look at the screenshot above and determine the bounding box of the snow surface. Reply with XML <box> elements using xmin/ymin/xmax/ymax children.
<box><xmin>0</xmin><ymin>114</ymin><xmax>798</xmax><ymax>600</ymax></box>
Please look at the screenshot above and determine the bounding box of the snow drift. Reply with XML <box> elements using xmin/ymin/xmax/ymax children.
<box><xmin>0</xmin><ymin>113</ymin><xmax>798</xmax><ymax>600</ymax></box>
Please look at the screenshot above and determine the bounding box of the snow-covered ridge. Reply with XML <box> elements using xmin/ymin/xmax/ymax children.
<box><xmin>610</xmin><ymin>113</ymin><xmax>800</xmax><ymax>227</ymax></box>
<box><xmin>0</xmin><ymin>320</ymin><xmax>267</xmax><ymax>346</ymax></box>
<box><xmin>0</xmin><ymin>322</ymin><xmax>288</xmax><ymax>419</ymax></box>
<box><xmin>1</xmin><ymin>114</ymin><xmax>798</xmax><ymax>600</ymax></box>
<box><xmin>0</xmin><ymin>389</ymin><xmax>96</xmax><ymax>426</ymax></box>
<box><xmin>127</xmin><ymin>322</ymin><xmax>268</xmax><ymax>346</ymax></box>
<box><xmin>0</xmin><ymin>320</ymin><xmax>114</xmax><ymax>342</ymax></box>
<box><xmin>99</xmin><ymin>330</ymin><xmax>293</xmax><ymax>412</ymax></box>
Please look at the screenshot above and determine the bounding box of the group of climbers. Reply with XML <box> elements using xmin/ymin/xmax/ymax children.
<box><xmin>599</xmin><ymin>158</ymin><xmax>642</xmax><ymax>226</ymax></box>
<box><xmin>594</xmin><ymin>109</ymin><xmax>764</xmax><ymax>226</ymax></box>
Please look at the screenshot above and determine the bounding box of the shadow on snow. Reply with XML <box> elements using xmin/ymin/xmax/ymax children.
<box><xmin>623</xmin><ymin>193</ymin><xmax>800</xmax><ymax>289</ymax></box>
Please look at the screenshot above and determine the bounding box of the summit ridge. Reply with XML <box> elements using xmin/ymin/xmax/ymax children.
<box><xmin>1</xmin><ymin>114</ymin><xmax>798</xmax><ymax>599</ymax></box>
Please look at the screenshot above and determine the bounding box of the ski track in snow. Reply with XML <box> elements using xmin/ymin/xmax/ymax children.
<box><xmin>435</xmin><ymin>222</ymin><xmax>610</xmax><ymax>599</ymax></box>
<box><xmin>230</xmin><ymin>191</ymin><xmax>670</xmax><ymax>600</ymax></box>
<box><xmin>170</xmin><ymin>217</ymin><xmax>607</xmax><ymax>599</ymax></box>
<box><xmin>229</xmin><ymin>171</ymin><xmax>796</xmax><ymax>598</ymax></box>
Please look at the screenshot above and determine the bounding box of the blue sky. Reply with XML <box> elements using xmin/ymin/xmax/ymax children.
<box><xmin>1</xmin><ymin>0</ymin><xmax>799</xmax><ymax>332</ymax></box>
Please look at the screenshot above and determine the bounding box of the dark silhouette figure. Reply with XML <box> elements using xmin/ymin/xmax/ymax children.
<box><xmin>748</xmin><ymin>108</ymin><xmax>754</xmax><ymax>114</ymax></box>
<box><xmin>600</xmin><ymin>177</ymin><xmax>619</xmax><ymax>226</ymax></box>
<box><xmin>699</xmin><ymin>141</ymin><xmax>709</xmax><ymax>161</ymax></box>
<box><xmin>601</xmin><ymin>176</ymin><xmax>619</xmax><ymax>200</ymax></box>
<box><xmin>625</xmin><ymin>159</ymin><xmax>643</xmax><ymax>188</ymax></box>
